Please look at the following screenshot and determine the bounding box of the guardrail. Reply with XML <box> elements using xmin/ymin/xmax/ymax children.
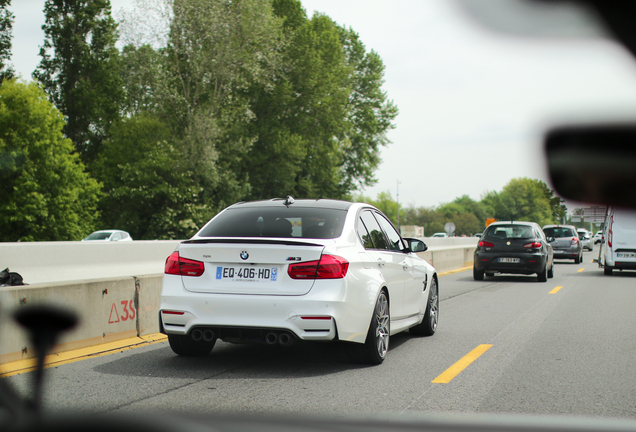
<box><xmin>0</xmin><ymin>238</ymin><xmax>477</xmax><ymax>365</ymax></box>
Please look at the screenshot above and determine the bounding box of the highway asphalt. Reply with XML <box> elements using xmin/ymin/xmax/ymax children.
<box><xmin>5</xmin><ymin>252</ymin><xmax>636</xmax><ymax>421</ymax></box>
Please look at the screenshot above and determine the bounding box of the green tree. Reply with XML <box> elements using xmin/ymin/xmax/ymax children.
<box><xmin>482</xmin><ymin>178</ymin><xmax>553</xmax><ymax>227</ymax></box>
<box><xmin>0</xmin><ymin>80</ymin><xmax>101</xmax><ymax>241</ymax></box>
<box><xmin>119</xmin><ymin>44</ymin><xmax>162</xmax><ymax>116</ymax></box>
<box><xmin>95</xmin><ymin>113</ymin><xmax>210</xmax><ymax>239</ymax></box>
<box><xmin>401</xmin><ymin>204</ymin><xmax>444</xmax><ymax>236</ymax></box>
<box><xmin>247</xmin><ymin>1</ymin><xmax>396</xmax><ymax>200</ymax></box>
<box><xmin>451</xmin><ymin>212</ymin><xmax>481</xmax><ymax>236</ymax></box>
<box><xmin>247</xmin><ymin>9</ymin><xmax>348</xmax><ymax>199</ymax></box>
<box><xmin>537</xmin><ymin>179</ymin><xmax>567</xmax><ymax>223</ymax></box>
<box><xmin>339</xmin><ymin>27</ymin><xmax>398</xmax><ymax>192</ymax></box>
<box><xmin>33</xmin><ymin>0</ymin><xmax>124</xmax><ymax>163</ymax></box>
<box><xmin>156</xmin><ymin>0</ymin><xmax>282</xmax><ymax>210</ymax></box>
<box><xmin>0</xmin><ymin>0</ymin><xmax>14</xmax><ymax>81</ymax></box>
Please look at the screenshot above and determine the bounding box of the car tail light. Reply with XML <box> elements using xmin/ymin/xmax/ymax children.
<box><xmin>164</xmin><ymin>251</ymin><xmax>205</xmax><ymax>277</ymax></box>
<box><xmin>571</xmin><ymin>237</ymin><xmax>579</xmax><ymax>245</ymax></box>
<box><xmin>479</xmin><ymin>241</ymin><xmax>494</xmax><ymax>247</ymax></box>
<box><xmin>288</xmin><ymin>254</ymin><xmax>349</xmax><ymax>279</ymax></box>
<box><xmin>523</xmin><ymin>242</ymin><xmax>542</xmax><ymax>248</ymax></box>
<box><xmin>608</xmin><ymin>216</ymin><xmax>613</xmax><ymax>248</ymax></box>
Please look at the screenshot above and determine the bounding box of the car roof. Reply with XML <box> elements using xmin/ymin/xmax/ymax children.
<box><xmin>226</xmin><ymin>198</ymin><xmax>354</xmax><ymax>211</ymax></box>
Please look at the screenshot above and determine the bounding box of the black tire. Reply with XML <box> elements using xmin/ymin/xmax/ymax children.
<box><xmin>168</xmin><ymin>333</ymin><xmax>215</xmax><ymax>356</ymax></box>
<box><xmin>547</xmin><ymin>262</ymin><xmax>554</xmax><ymax>278</ymax></box>
<box><xmin>537</xmin><ymin>264</ymin><xmax>548</xmax><ymax>282</ymax></box>
<box><xmin>410</xmin><ymin>278</ymin><xmax>438</xmax><ymax>336</ymax></box>
<box><xmin>485</xmin><ymin>272</ymin><xmax>495</xmax><ymax>278</ymax></box>
<box><xmin>473</xmin><ymin>267</ymin><xmax>484</xmax><ymax>281</ymax></box>
<box><xmin>574</xmin><ymin>253</ymin><xmax>581</xmax><ymax>264</ymax></box>
<box><xmin>348</xmin><ymin>290</ymin><xmax>390</xmax><ymax>365</ymax></box>
<box><xmin>604</xmin><ymin>266</ymin><xmax>613</xmax><ymax>276</ymax></box>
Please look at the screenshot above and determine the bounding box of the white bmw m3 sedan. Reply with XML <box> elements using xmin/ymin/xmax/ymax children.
<box><xmin>159</xmin><ymin>197</ymin><xmax>438</xmax><ymax>364</ymax></box>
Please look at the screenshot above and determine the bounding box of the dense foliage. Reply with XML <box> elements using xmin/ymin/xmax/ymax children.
<box><xmin>357</xmin><ymin>178</ymin><xmax>566</xmax><ymax>236</ymax></box>
<box><xmin>34</xmin><ymin>0</ymin><xmax>124</xmax><ymax>163</ymax></box>
<box><xmin>0</xmin><ymin>80</ymin><xmax>101</xmax><ymax>241</ymax></box>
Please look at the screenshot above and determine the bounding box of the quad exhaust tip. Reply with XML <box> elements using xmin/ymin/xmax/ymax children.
<box><xmin>265</xmin><ymin>331</ymin><xmax>295</xmax><ymax>346</ymax></box>
<box><xmin>278</xmin><ymin>332</ymin><xmax>293</xmax><ymax>346</ymax></box>
<box><xmin>191</xmin><ymin>329</ymin><xmax>215</xmax><ymax>342</ymax></box>
<box><xmin>265</xmin><ymin>332</ymin><xmax>278</xmax><ymax>345</ymax></box>
<box><xmin>194</xmin><ymin>329</ymin><xmax>294</xmax><ymax>345</ymax></box>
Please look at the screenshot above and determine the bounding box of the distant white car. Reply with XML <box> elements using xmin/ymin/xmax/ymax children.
<box><xmin>82</xmin><ymin>230</ymin><xmax>133</xmax><ymax>242</ymax></box>
<box><xmin>594</xmin><ymin>230</ymin><xmax>603</xmax><ymax>244</ymax></box>
<box><xmin>431</xmin><ymin>232</ymin><xmax>448</xmax><ymax>238</ymax></box>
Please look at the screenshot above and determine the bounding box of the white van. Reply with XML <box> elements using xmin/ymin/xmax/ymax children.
<box><xmin>599</xmin><ymin>207</ymin><xmax>636</xmax><ymax>275</ymax></box>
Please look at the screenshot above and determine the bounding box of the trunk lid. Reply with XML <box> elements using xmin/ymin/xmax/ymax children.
<box><xmin>486</xmin><ymin>238</ymin><xmax>535</xmax><ymax>254</ymax></box>
<box><xmin>177</xmin><ymin>239</ymin><xmax>326</xmax><ymax>295</ymax></box>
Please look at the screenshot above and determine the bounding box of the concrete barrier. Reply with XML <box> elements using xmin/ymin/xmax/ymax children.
<box><xmin>416</xmin><ymin>237</ymin><xmax>477</xmax><ymax>273</ymax></box>
<box><xmin>0</xmin><ymin>237</ymin><xmax>477</xmax><ymax>364</ymax></box>
<box><xmin>418</xmin><ymin>246</ymin><xmax>475</xmax><ymax>274</ymax></box>
<box><xmin>0</xmin><ymin>275</ymin><xmax>163</xmax><ymax>364</ymax></box>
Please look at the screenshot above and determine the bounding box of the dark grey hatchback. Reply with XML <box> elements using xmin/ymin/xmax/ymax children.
<box><xmin>473</xmin><ymin>221</ymin><xmax>554</xmax><ymax>282</ymax></box>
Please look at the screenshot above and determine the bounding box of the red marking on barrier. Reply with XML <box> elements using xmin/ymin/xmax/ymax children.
<box><xmin>108</xmin><ymin>303</ymin><xmax>120</xmax><ymax>323</ymax></box>
<box><xmin>121</xmin><ymin>300</ymin><xmax>130</xmax><ymax>321</ymax></box>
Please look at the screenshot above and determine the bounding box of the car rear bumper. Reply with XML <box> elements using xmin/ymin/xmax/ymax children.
<box><xmin>159</xmin><ymin>274</ymin><xmax>375</xmax><ymax>344</ymax></box>
<box><xmin>552</xmin><ymin>247</ymin><xmax>580</xmax><ymax>259</ymax></box>
<box><xmin>474</xmin><ymin>251</ymin><xmax>548</xmax><ymax>274</ymax></box>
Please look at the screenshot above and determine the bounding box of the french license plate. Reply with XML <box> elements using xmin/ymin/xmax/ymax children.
<box><xmin>553</xmin><ymin>250</ymin><xmax>564</xmax><ymax>254</ymax></box>
<box><xmin>215</xmin><ymin>266</ymin><xmax>278</xmax><ymax>282</ymax></box>
<box><xmin>617</xmin><ymin>253</ymin><xmax>636</xmax><ymax>258</ymax></box>
<box><xmin>498</xmin><ymin>257</ymin><xmax>520</xmax><ymax>263</ymax></box>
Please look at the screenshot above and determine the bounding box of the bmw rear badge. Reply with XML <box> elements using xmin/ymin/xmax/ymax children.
<box><xmin>240</xmin><ymin>251</ymin><xmax>249</xmax><ymax>260</ymax></box>
<box><xmin>507</xmin><ymin>241</ymin><xmax>511</xmax><ymax>246</ymax></box>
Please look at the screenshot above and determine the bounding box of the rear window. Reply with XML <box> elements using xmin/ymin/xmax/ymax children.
<box><xmin>197</xmin><ymin>207</ymin><xmax>347</xmax><ymax>239</ymax></box>
<box><xmin>543</xmin><ymin>227</ymin><xmax>576</xmax><ymax>238</ymax></box>
<box><xmin>484</xmin><ymin>224</ymin><xmax>534</xmax><ymax>239</ymax></box>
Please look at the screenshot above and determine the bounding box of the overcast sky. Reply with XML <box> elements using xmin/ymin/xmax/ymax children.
<box><xmin>10</xmin><ymin>0</ymin><xmax>636</xmax><ymax>211</ymax></box>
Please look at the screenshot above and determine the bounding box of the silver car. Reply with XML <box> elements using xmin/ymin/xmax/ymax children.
<box><xmin>576</xmin><ymin>228</ymin><xmax>593</xmax><ymax>251</ymax></box>
<box><xmin>543</xmin><ymin>225</ymin><xmax>583</xmax><ymax>264</ymax></box>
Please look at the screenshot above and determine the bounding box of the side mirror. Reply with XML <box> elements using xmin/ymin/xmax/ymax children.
<box><xmin>404</xmin><ymin>238</ymin><xmax>428</xmax><ymax>253</ymax></box>
<box><xmin>546</xmin><ymin>123</ymin><xmax>636</xmax><ymax>208</ymax></box>
<box><xmin>547</xmin><ymin>237</ymin><xmax>555</xmax><ymax>242</ymax></box>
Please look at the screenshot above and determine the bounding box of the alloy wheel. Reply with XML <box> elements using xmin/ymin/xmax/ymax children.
<box><xmin>428</xmin><ymin>280</ymin><xmax>438</xmax><ymax>332</ymax></box>
<box><xmin>375</xmin><ymin>292</ymin><xmax>390</xmax><ymax>359</ymax></box>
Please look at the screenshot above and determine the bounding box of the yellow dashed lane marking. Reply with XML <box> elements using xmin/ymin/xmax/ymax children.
<box><xmin>432</xmin><ymin>344</ymin><xmax>492</xmax><ymax>383</ymax></box>
<box><xmin>578</xmin><ymin>268</ymin><xmax>584</xmax><ymax>272</ymax></box>
<box><xmin>549</xmin><ymin>286</ymin><xmax>563</xmax><ymax>294</ymax></box>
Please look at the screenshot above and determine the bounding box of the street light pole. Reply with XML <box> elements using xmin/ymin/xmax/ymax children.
<box><xmin>396</xmin><ymin>180</ymin><xmax>400</xmax><ymax>230</ymax></box>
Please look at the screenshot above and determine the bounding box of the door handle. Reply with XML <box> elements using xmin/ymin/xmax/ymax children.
<box><xmin>400</xmin><ymin>260</ymin><xmax>409</xmax><ymax>271</ymax></box>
